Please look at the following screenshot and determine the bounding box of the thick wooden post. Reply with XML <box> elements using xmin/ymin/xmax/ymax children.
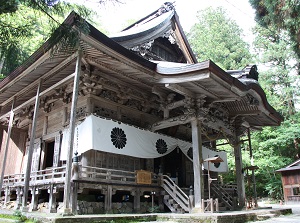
<box><xmin>62</xmin><ymin>50</ymin><xmax>82</xmax><ymax>214</ymax></box>
<box><xmin>132</xmin><ymin>189</ymin><xmax>141</xmax><ymax>212</ymax></box>
<box><xmin>15</xmin><ymin>187</ymin><xmax>22</xmax><ymax>210</ymax></box>
<box><xmin>4</xmin><ymin>187</ymin><xmax>11</xmax><ymax>207</ymax></box>
<box><xmin>30</xmin><ymin>187</ymin><xmax>38</xmax><ymax>211</ymax></box>
<box><xmin>104</xmin><ymin>185</ymin><xmax>113</xmax><ymax>212</ymax></box>
<box><xmin>233</xmin><ymin>135</ymin><xmax>245</xmax><ymax>208</ymax></box>
<box><xmin>48</xmin><ymin>185</ymin><xmax>58</xmax><ymax>213</ymax></box>
<box><xmin>0</xmin><ymin>98</ymin><xmax>15</xmax><ymax>191</ymax></box>
<box><xmin>22</xmin><ymin>79</ymin><xmax>43</xmax><ymax>211</ymax></box>
<box><xmin>248</xmin><ymin>128</ymin><xmax>258</xmax><ymax>208</ymax></box>
<box><xmin>191</xmin><ymin>119</ymin><xmax>204</xmax><ymax>212</ymax></box>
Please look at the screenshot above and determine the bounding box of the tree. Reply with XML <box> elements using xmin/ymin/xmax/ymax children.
<box><xmin>253</xmin><ymin>25</ymin><xmax>299</xmax><ymax>116</ymax></box>
<box><xmin>249</xmin><ymin>0</ymin><xmax>300</xmax><ymax>61</ymax></box>
<box><xmin>0</xmin><ymin>0</ymin><xmax>113</xmax><ymax>76</ymax></box>
<box><xmin>187</xmin><ymin>7</ymin><xmax>253</xmax><ymax>70</ymax></box>
<box><xmin>247</xmin><ymin>24</ymin><xmax>300</xmax><ymax>199</ymax></box>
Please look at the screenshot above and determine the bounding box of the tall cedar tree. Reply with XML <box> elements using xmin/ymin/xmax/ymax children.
<box><xmin>187</xmin><ymin>7</ymin><xmax>253</xmax><ymax>70</ymax></box>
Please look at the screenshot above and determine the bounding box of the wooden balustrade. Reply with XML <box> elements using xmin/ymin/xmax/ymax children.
<box><xmin>2</xmin><ymin>166</ymin><xmax>66</xmax><ymax>188</ymax></box>
<box><xmin>161</xmin><ymin>174</ymin><xmax>191</xmax><ymax>212</ymax></box>
<box><xmin>287</xmin><ymin>195</ymin><xmax>300</xmax><ymax>203</ymax></box>
<box><xmin>210</xmin><ymin>182</ymin><xmax>234</xmax><ymax>210</ymax></box>
<box><xmin>79</xmin><ymin>165</ymin><xmax>159</xmax><ymax>185</ymax></box>
<box><xmin>1</xmin><ymin>165</ymin><xmax>159</xmax><ymax>189</ymax></box>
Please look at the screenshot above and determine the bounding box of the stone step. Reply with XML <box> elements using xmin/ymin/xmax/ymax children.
<box><xmin>257</xmin><ymin>213</ymin><xmax>276</xmax><ymax>220</ymax></box>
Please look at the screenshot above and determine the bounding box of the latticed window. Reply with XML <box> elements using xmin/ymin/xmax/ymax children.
<box><xmin>292</xmin><ymin>187</ymin><xmax>300</xmax><ymax>195</ymax></box>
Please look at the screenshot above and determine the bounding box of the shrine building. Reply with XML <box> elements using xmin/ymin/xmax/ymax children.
<box><xmin>0</xmin><ymin>2</ymin><xmax>282</xmax><ymax>214</ymax></box>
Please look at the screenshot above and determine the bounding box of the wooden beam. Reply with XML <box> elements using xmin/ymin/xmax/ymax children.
<box><xmin>0</xmin><ymin>73</ymin><xmax>75</xmax><ymax>120</ymax></box>
<box><xmin>0</xmin><ymin>51</ymin><xmax>51</xmax><ymax>94</ymax></box>
<box><xmin>197</xmin><ymin>116</ymin><xmax>234</xmax><ymax>136</ymax></box>
<box><xmin>152</xmin><ymin>114</ymin><xmax>196</xmax><ymax>131</ymax></box>
<box><xmin>22</xmin><ymin>79</ymin><xmax>43</xmax><ymax>211</ymax></box>
<box><xmin>0</xmin><ymin>98</ymin><xmax>15</xmax><ymax>192</ymax></box>
<box><xmin>230</xmin><ymin>110</ymin><xmax>261</xmax><ymax>117</ymax></box>
<box><xmin>1</xmin><ymin>53</ymin><xmax>78</xmax><ymax>107</ymax></box>
<box><xmin>165</xmin><ymin>99</ymin><xmax>185</xmax><ymax>110</ymax></box>
<box><xmin>63</xmin><ymin>49</ymin><xmax>82</xmax><ymax>214</ymax></box>
<box><xmin>165</xmin><ymin>83</ymin><xmax>194</xmax><ymax>98</ymax></box>
<box><xmin>191</xmin><ymin>119</ymin><xmax>204</xmax><ymax>212</ymax></box>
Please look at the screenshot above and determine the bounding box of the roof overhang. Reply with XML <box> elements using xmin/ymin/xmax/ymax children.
<box><xmin>0</xmin><ymin>11</ymin><xmax>282</xmax><ymax>131</ymax></box>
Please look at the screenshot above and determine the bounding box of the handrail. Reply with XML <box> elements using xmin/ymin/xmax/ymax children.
<box><xmin>161</xmin><ymin>175</ymin><xmax>191</xmax><ymax>212</ymax></box>
<box><xmin>211</xmin><ymin>183</ymin><xmax>233</xmax><ymax>210</ymax></box>
<box><xmin>287</xmin><ymin>195</ymin><xmax>300</xmax><ymax>202</ymax></box>
<box><xmin>1</xmin><ymin>165</ymin><xmax>160</xmax><ymax>189</ymax></box>
<box><xmin>79</xmin><ymin>165</ymin><xmax>136</xmax><ymax>183</ymax></box>
<box><xmin>2</xmin><ymin>166</ymin><xmax>66</xmax><ymax>188</ymax></box>
<box><xmin>79</xmin><ymin>165</ymin><xmax>159</xmax><ymax>185</ymax></box>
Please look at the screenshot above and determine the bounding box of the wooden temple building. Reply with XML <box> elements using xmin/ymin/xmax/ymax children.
<box><xmin>0</xmin><ymin>2</ymin><xmax>282</xmax><ymax>214</ymax></box>
<box><xmin>277</xmin><ymin>159</ymin><xmax>300</xmax><ymax>204</ymax></box>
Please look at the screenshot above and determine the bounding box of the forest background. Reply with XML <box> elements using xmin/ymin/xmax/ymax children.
<box><xmin>0</xmin><ymin>0</ymin><xmax>299</xmax><ymax>200</ymax></box>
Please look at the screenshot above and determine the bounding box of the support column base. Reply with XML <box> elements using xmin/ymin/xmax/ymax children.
<box><xmin>29</xmin><ymin>208</ymin><xmax>38</xmax><ymax>212</ymax></box>
<box><xmin>191</xmin><ymin>207</ymin><xmax>204</xmax><ymax>213</ymax></box>
<box><xmin>21</xmin><ymin>206</ymin><xmax>29</xmax><ymax>212</ymax></box>
<box><xmin>49</xmin><ymin>208</ymin><xmax>57</xmax><ymax>213</ymax></box>
<box><xmin>60</xmin><ymin>208</ymin><xmax>74</xmax><ymax>216</ymax></box>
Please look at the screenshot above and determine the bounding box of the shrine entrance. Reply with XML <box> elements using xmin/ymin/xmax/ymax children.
<box><xmin>155</xmin><ymin>148</ymin><xmax>187</xmax><ymax>187</ymax></box>
<box><xmin>43</xmin><ymin>141</ymin><xmax>54</xmax><ymax>169</ymax></box>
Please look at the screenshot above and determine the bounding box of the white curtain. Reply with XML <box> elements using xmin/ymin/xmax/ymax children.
<box><xmin>61</xmin><ymin>115</ymin><xmax>228</xmax><ymax>172</ymax></box>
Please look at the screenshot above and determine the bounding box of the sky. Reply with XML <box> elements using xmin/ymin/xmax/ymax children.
<box><xmin>82</xmin><ymin>0</ymin><xmax>257</xmax><ymax>43</ymax></box>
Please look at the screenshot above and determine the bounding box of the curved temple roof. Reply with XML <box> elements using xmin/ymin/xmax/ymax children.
<box><xmin>0</xmin><ymin>3</ymin><xmax>282</xmax><ymax>135</ymax></box>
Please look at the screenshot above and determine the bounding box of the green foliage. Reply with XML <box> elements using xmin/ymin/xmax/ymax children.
<box><xmin>249</xmin><ymin>0</ymin><xmax>300</xmax><ymax>60</ymax></box>
<box><xmin>92</xmin><ymin>216</ymin><xmax>156</xmax><ymax>223</ymax></box>
<box><xmin>0</xmin><ymin>0</ymin><xmax>95</xmax><ymax>76</ymax></box>
<box><xmin>187</xmin><ymin>7</ymin><xmax>253</xmax><ymax>70</ymax></box>
<box><xmin>147</xmin><ymin>205</ymin><xmax>161</xmax><ymax>213</ymax></box>
<box><xmin>253</xmin><ymin>26</ymin><xmax>299</xmax><ymax>117</ymax></box>
<box><xmin>0</xmin><ymin>211</ymin><xmax>40</xmax><ymax>222</ymax></box>
<box><xmin>13</xmin><ymin>210</ymin><xmax>28</xmax><ymax>222</ymax></box>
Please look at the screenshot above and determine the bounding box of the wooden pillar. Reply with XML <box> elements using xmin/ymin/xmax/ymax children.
<box><xmin>163</xmin><ymin>108</ymin><xmax>169</xmax><ymax>119</ymax></box>
<box><xmin>132</xmin><ymin>189</ymin><xmax>141</xmax><ymax>213</ymax></box>
<box><xmin>43</xmin><ymin>116</ymin><xmax>48</xmax><ymax>135</ymax></box>
<box><xmin>191</xmin><ymin>119</ymin><xmax>204</xmax><ymax>212</ymax></box>
<box><xmin>22</xmin><ymin>79</ymin><xmax>43</xmax><ymax>211</ymax></box>
<box><xmin>48</xmin><ymin>185</ymin><xmax>58</xmax><ymax>213</ymax></box>
<box><xmin>70</xmin><ymin>182</ymin><xmax>78</xmax><ymax>214</ymax></box>
<box><xmin>233</xmin><ymin>135</ymin><xmax>245</xmax><ymax>208</ymax></box>
<box><xmin>104</xmin><ymin>185</ymin><xmax>113</xmax><ymax>212</ymax></box>
<box><xmin>86</xmin><ymin>97</ymin><xmax>94</xmax><ymax>115</ymax></box>
<box><xmin>4</xmin><ymin>187</ymin><xmax>11</xmax><ymax>207</ymax></box>
<box><xmin>62</xmin><ymin>50</ymin><xmax>82</xmax><ymax>214</ymax></box>
<box><xmin>0</xmin><ymin>98</ymin><xmax>15</xmax><ymax>191</ymax></box>
<box><xmin>30</xmin><ymin>187</ymin><xmax>39</xmax><ymax>211</ymax></box>
<box><xmin>62</xmin><ymin>107</ymin><xmax>68</xmax><ymax>124</ymax></box>
<box><xmin>248</xmin><ymin>129</ymin><xmax>258</xmax><ymax>208</ymax></box>
<box><xmin>15</xmin><ymin>187</ymin><xmax>22</xmax><ymax>210</ymax></box>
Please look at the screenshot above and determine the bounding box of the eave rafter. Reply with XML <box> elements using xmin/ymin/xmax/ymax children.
<box><xmin>165</xmin><ymin>83</ymin><xmax>194</xmax><ymax>98</ymax></box>
<box><xmin>85</xmin><ymin>56</ymin><xmax>153</xmax><ymax>90</ymax></box>
<box><xmin>80</xmin><ymin>35</ymin><xmax>156</xmax><ymax>79</ymax></box>
<box><xmin>0</xmin><ymin>52</ymin><xmax>78</xmax><ymax>108</ymax></box>
<box><xmin>0</xmin><ymin>73</ymin><xmax>75</xmax><ymax>121</ymax></box>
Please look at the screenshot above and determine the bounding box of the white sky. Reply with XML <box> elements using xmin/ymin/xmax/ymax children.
<box><xmin>80</xmin><ymin>0</ymin><xmax>256</xmax><ymax>43</ymax></box>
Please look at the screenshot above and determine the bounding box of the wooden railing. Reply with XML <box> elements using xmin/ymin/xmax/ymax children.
<box><xmin>161</xmin><ymin>175</ymin><xmax>191</xmax><ymax>213</ymax></box>
<box><xmin>1</xmin><ymin>165</ymin><xmax>160</xmax><ymax>189</ymax></box>
<box><xmin>287</xmin><ymin>195</ymin><xmax>300</xmax><ymax>203</ymax></box>
<box><xmin>211</xmin><ymin>183</ymin><xmax>234</xmax><ymax>210</ymax></box>
<box><xmin>2</xmin><ymin>166</ymin><xmax>66</xmax><ymax>188</ymax></box>
<box><xmin>78</xmin><ymin>165</ymin><xmax>159</xmax><ymax>185</ymax></box>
